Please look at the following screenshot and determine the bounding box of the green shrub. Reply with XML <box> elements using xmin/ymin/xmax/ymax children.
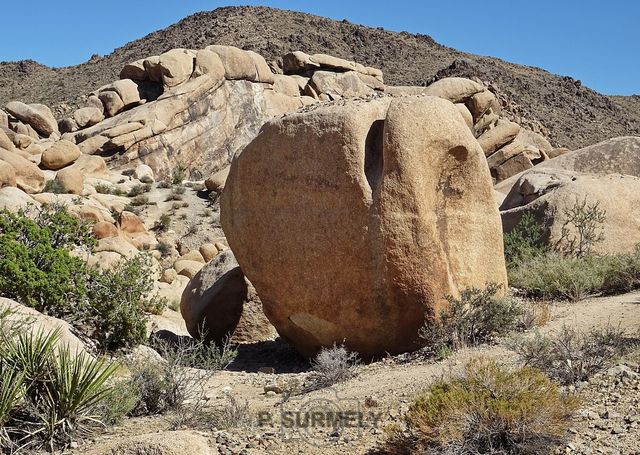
<box><xmin>512</xmin><ymin>324</ymin><xmax>637</xmax><ymax>384</ymax></box>
<box><xmin>43</xmin><ymin>179</ymin><xmax>66</xmax><ymax>194</ymax></box>
<box><xmin>418</xmin><ymin>284</ymin><xmax>525</xmax><ymax>358</ymax></box>
<box><xmin>503</xmin><ymin>213</ymin><xmax>549</xmax><ymax>268</ymax></box>
<box><xmin>171</xmin><ymin>165</ymin><xmax>188</xmax><ymax>185</ymax></box>
<box><xmin>130</xmin><ymin>194</ymin><xmax>149</xmax><ymax>206</ymax></box>
<box><xmin>509</xmin><ymin>248</ymin><xmax>640</xmax><ymax>301</ymax></box>
<box><xmin>0</xmin><ymin>206</ymin><xmax>162</xmax><ymax>351</ymax></box>
<box><xmin>385</xmin><ymin>358</ymin><xmax>578</xmax><ymax>455</ymax></box>
<box><xmin>556</xmin><ymin>197</ymin><xmax>606</xmax><ymax>258</ymax></box>
<box><xmin>509</xmin><ymin>253</ymin><xmax>608</xmax><ymax>301</ymax></box>
<box><xmin>0</xmin><ymin>206</ymin><xmax>94</xmax><ymax>317</ymax></box>
<box><xmin>85</xmin><ymin>254</ymin><xmax>165</xmax><ymax>350</ymax></box>
<box><xmin>127</xmin><ymin>184</ymin><xmax>151</xmax><ymax>197</ymax></box>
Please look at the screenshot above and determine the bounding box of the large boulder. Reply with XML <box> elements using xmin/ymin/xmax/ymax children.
<box><xmin>496</xmin><ymin>136</ymin><xmax>640</xmax><ymax>195</ymax></box>
<box><xmin>4</xmin><ymin>102</ymin><xmax>58</xmax><ymax>137</ymax></box>
<box><xmin>0</xmin><ymin>148</ymin><xmax>45</xmax><ymax>193</ymax></box>
<box><xmin>158</xmin><ymin>49</ymin><xmax>194</xmax><ymax>88</ymax></box>
<box><xmin>309</xmin><ymin>71</ymin><xmax>374</xmax><ymax>99</ymax></box>
<box><xmin>40</xmin><ymin>140</ymin><xmax>81</xmax><ymax>170</ymax></box>
<box><xmin>206</xmin><ymin>45</ymin><xmax>257</xmax><ymax>81</ymax></box>
<box><xmin>423</xmin><ymin>77</ymin><xmax>485</xmax><ymax>103</ymax></box>
<box><xmin>54</xmin><ymin>167</ymin><xmax>84</xmax><ymax>194</ymax></box>
<box><xmin>501</xmin><ymin>169</ymin><xmax>640</xmax><ymax>254</ymax></box>
<box><xmin>221</xmin><ymin>96</ymin><xmax>507</xmax><ymax>358</ymax></box>
<box><xmin>73</xmin><ymin>107</ymin><xmax>104</xmax><ymax>128</ymax></box>
<box><xmin>0</xmin><ymin>161</ymin><xmax>16</xmax><ymax>188</ymax></box>
<box><xmin>180</xmin><ymin>250</ymin><xmax>277</xmax><ymax>344</ymax></box>
<box><xmin>0</xmin><ymin>298</ymin><xmax>87</xmax><ymax>354</ymax></box>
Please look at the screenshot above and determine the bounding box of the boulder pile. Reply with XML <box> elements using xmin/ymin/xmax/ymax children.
<box><xmin>221</xmin><ymin>95</ymin><xmax>508</xmax><ymax>358</ymax></box>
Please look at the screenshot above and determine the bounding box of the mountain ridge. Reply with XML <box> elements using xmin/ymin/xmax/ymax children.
<box><xmin>0</xmin><ymin>5</ymin><xmax>638</xmax><ymax>149</ymax></box>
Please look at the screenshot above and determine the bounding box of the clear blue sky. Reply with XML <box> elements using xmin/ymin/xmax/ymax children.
<box><xmin>1</xmin><ymin>1</ymin><xmax>637</xmax><ymax>95</ymax></box>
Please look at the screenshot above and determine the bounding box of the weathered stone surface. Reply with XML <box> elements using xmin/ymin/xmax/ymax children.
<box><xmin>73</xmin><ymin>107</ymin><xmax>104</xmax><ymax>128</ymax></box>
<box><xmin>282</xmin><ymin>51</ymin><xmax>318</xmax><ymax>74</ymax></box>
<box><xmin>478</xmin><ymin>119</ymin><xmax>521</xmax><ymax>157</ymax></box>
<box><xmin>206</xmin><ymin>45</ymin><xmax>257</xmax><ymax>81</ymax></box>
<box><xmin>41</xmin><ymin>140</ymin><xmax>81</xmax><ymax>170</ymax></box>
<box><xmin>98</xmin><ymin>90</ymin><xmax>125</xmax><ymax>117</ymax></box>
<box><xmin>5</xmin><ymin>102</ymin><xmax>58</xmax><ymax>137</ymax></box>
<box><xmin>247</xmin><ymin>50</ymin><xmax>275</xmax><ymax>84</ymax></box>
<box><xmin>58</xmin><ymin>117</ymin><xmax>78</xmax><ymax>134</ymax></box>
<box><xmin>272</xmin><ymin>74</ymin><xmax>301</xmax><ymax>97</ymax></box>
<box><xmin>501</xmin><ymin>170</ymin><xmax>640</xmax><ymax>254</ymax></box>
<box><xmin>221</xmin><ymin>96</ymin><xmax>507</xmax><ymax>357</ymax></box>
<box><xmin>494</xmin><ymin>153</ymin><xmax>533</xmax><ymax>182</ymax></box>
<box><xmin>158</xmin><ymin>49</ymin><xmax>194</xmax><ymax>88</ymax></box>
<box><xmin>93</xmin><ymin>221</ymin><xmax>119</xmax><ymax>239</ymax></box>
<box><xmin>0</xmin><ymin>128</ymin><xmax>13</xmax><ymax>150</ymax></box>
<box><xmin>0</xmin><ymin>148</ymin><xmax>45</xmax><ymax>193</ymax></box>
<box><xmin>0</xmin><ymin>160</ymin><xmax>16</xmax><ymax>188</ymax></box>
<box><xmin>466</xmin><ymin>89</ymin><xmax>501</xmax><ymax>120</ymax></box>
<box><xmin>174</xmin><ymin>260</ymin><xmax>204</xmax><ymax>279</ymax></box>
<box><xmin>67</xmin><ymin>155</ymin><xmax>108</xmax><ymax>177</ymax></box>
<box><xmin>180</xmin><ymin>250</ymin><xmax>277</xmax><ymax>344</ymax></box>
<box><xmin>0</xmin><ymin>186</ymin><xmax>38</xmax><ymax>211</ymax></box>
<box><xmin>133</xmin><ymin>164</ymin><xmax>154</xmax><ymax>183</ymax></box>
<box><xmin>120</xmin><ymin>59</ymin><xmax>147</xmax><ymax>80</ymax></box>
<box><xmin>82</xmin><ymin>79</ymin><xmax>299</xmax><ymax>178</ymax></box>
<box><xmin>103</xmin><ymin>79</ymin><xmax>141</xmax><ymax>108</ymax></box>
<box><xmin>310</xmin><ymin>71</ymin><xmax>374</xmax><ymax>98</ymax></box>
<box><xmin>199</xmin><ymin>243</ymin><xmax>218</xmax><ymax>262</ymax></box>
<box><xmin>1</xmin><ymin>297</ymin><xmax>87</xmax><ymax>354</ymax></box>
<box><xmin>423</xmin><ymin>77</ymin><xmax>485</xmax><ymax>103</ymax></box>
<box><xmin>455</xmin><ymin>103</ymin><xmax>473</xmax><ymax>129</ymax></box>
<box><xmin>193</xmin><ymin>49</ymin><xmax>225</xmax><ymax>81</ymax></box>
<box><xmin>204</xmin><ymin>166</ymin><xmax>230</xmax><ymax>192</ymax></box>
<box><xmin>54</xmin><ymin>166</ymin><xmax>84</xmax><ymax>194</ymax></box>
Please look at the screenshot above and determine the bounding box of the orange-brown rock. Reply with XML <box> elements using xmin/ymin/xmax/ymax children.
<box><xmin>221</xmin><ymin>96</ymin><xmax>507</xmax><ymax>358</ymax></box>
<box><xmin>40</xmin><ymin>140</ymin><xmax>81</xmax><ymax>170</ymax></box>
<box><xmin>93</xmin><ymin>221</ymin><xmax>119</xmax><ymax>239</ymax></box>
<box><xmin>180</xmin><ymin>250</ymin><xmax>277</xmax><ymax>344</ymax></box>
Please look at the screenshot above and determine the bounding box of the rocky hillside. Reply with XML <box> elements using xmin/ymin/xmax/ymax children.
<box><xmin>0</xmin><ymin>6</ymin><xmax>638</xmax><ymax>150</ymax></box>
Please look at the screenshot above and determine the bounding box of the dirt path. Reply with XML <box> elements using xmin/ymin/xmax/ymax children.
<box><xmin>74</xmin><ymin>291</ymin><xmax>640</xmax><ymax>455</ymax></box>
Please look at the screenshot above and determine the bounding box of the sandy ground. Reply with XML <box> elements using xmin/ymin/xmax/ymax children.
<box><xmin>68</xmin><ymin>291</ymin><xmax>640</xmax><ymax>454</ymax></box>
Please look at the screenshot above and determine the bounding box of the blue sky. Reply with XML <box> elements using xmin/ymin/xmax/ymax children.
<box><xmin>1</xmin><ymin>1</ymin><xmax>638</xmax><ymax>95</ymax></box>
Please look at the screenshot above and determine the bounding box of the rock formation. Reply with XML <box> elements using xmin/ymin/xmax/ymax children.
<box><xmin>221</xmin><ymin>95</ymin><xmax>507</xmax><ymax>358</ymax></box>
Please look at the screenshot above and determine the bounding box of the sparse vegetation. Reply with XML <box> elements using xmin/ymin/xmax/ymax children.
<box><xmin>157</xmin><ymin>180</ymin><xmax>172</xmax><ymax>189</ymax></box>
<box><xmin>384</xmin><ymin>357</ymin><xmax>579</xmax><ymax>455</ymax></box>
<box><xmin>43</xmin><ymin>179</ymin><xmax>66</xmax><ymax>194</ymax></box>
<box><xmin>512</xmin><ymin>324</ymin><xmax>638</xmax><ymax>384</ymax></box>
<box><xmin>121</xmin><ymin>169</ymin><xmax>136</xmax><ymax>177</ymax></box>
<box><xmin>171</xmin><ymin>165</ymin><xmax>188</xmax><ymax>185</ymax></box>
<box><xmin>418</xmin><ymin>284</ymin><xmax>526</xmax><ymax>359</ymax></box>
<box><xmin>127</xmin><ymin>183</ymin><xmax>151</xmax><ymax>197</ymax></box>
<box><xmin>153</xmin><ymin>213</ymin><xmax>171</xmax><ymax>232</ymax></box>
<box><xmin>510</xmin><ymin>246</ymin><xmax>640</xmax><ymax>301</ymax></box>
<box><xmin>0</xmin><ymin>316</ymin><xmax>119</xmax><ymax>451</ymax></box>
<box><xmin>156</xmin><ymin>240</ymin><xmax>173</xmax><ymax>258</ymax></box>
<box><xmin>130</xmin><ymin>194</ymin><xmax>149</xmax><ymax>206</ymax></box>
<box><xmin>503</xmin><ymin>213</ymin><xmax>549</xmax><ymax>268</ymax></box>
<box><xmin>556</xmin><ymin>197</ymin><xmax>606</xmax><ymax>258</ymax></box>
<box><xmin>125</xmin><ymin>336</ymin><xmax>236</xmax><ymax>428</ymax></box>
<box><xmin>305</xmin><ymin>344</ymin><xmax>360</xmax><ymax>390</ymax></box>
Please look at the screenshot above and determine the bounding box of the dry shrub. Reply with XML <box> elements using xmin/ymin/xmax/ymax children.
<box><xmin>305</xmin><ymin>344</ymin><xmax>359</xmax><ymax>391</ymax></box>
<box><xmin>512</xmin><ymin>324</ymin><xmax>638</xmax><ymax>384</ymax></box>
<box><xmin>383</xmin><ymin>357</ymin><xmax>578</xmax><ymax>455</ymax></box>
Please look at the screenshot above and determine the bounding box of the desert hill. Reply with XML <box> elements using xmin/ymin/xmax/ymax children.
<box><xmin>0</xmin><ymin>6</ymin><xmax>638</xmax><ymax>150</ymax></box>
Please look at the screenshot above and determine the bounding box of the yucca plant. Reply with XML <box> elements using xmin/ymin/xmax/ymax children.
<box><xmin>0</xmin><ymin>360</ymin><xmax>25</xmax><ymax>446</ymax></box>
<box><xmin>1</xmin><ymin>328</ymin><xmax>59</xmax><ymax>390</ymax></box>
<box><xmin>40</xmin><ymin>348</ymin><xmax>118</xmax><ymax>445</ymax></box>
